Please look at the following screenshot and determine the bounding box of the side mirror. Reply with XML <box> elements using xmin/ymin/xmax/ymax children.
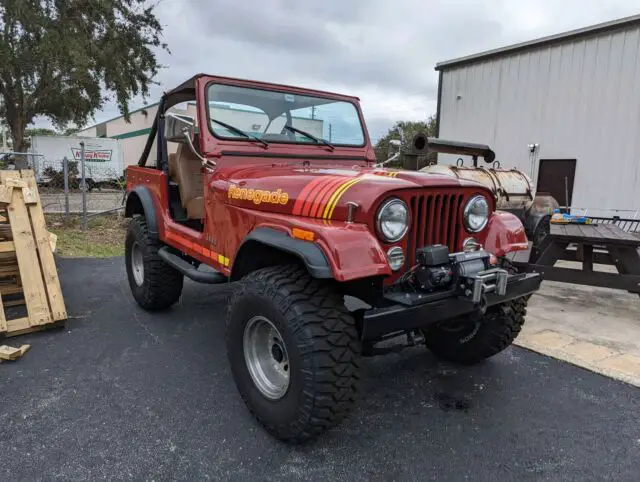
<box><xmin>165</xmin><ymin>113</ymin><xmax>195</xmax><ymax>142</ymax></box>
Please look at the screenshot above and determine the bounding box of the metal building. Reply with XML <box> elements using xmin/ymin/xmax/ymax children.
<box><xmin>435</xmin><ymin>14</ymin><xmax>640</xmax><ymax>216</ymax></box>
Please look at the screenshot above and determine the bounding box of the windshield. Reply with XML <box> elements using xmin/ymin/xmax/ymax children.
<box><xmin>206</xmin><ymin>84</ymin><xmax>365</xmax><ymax>147</ymax></box>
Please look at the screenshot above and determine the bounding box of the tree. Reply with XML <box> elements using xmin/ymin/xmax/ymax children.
<box><xmin>61</xmin><ymin>126</ymin><xmax>80</xmax><ymax>137</ymax></box>
<box><xmin>22</xmin><ymin>127</ymin><xmax>56</xmax><ymax>148</ymax></box>
<box><xmin>374</xmin><ymin>116</ymin><xmax>438</xmax><ymax>169</ymax></box>
<box><xmin>25</xmin><ymin>127</ymin><xmax>56</xmax><ymax>137</ymax></box>
<box><xmin>0</xmin><ymin>0</ymin><xmax>167</xmax><ymax>161</ymax></box>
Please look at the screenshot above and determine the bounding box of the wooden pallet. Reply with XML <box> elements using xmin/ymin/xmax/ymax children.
<box><xmin>0</xmin><ymin>170</ymin><xmax>67</xmax><ymax>338</ymax></box>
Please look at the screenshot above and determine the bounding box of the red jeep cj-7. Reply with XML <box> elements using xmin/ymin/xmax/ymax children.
<box><xmin>124</xmin><ymin>74</ymin><xmax>541</xmax><ymax>443</ymax></box>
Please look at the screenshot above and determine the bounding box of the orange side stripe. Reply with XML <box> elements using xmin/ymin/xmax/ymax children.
<box><xmin>301</xmin><ymin>176</ymin><xmax>338</xmax><ymax>217</ymax></box>
<box><xmin>165</xmin><ymin>231</ymin><xmax>230</xmax><ymax>267</ymax></box>
<box><xmin>293</xmin><ymin>176</ymin><xmax>330</xmax><ymax>215</ymax></box>
<box><xmin>308</xmin><ymin>177</ymin><xmax>346</xmax><ymax>218</ymax></box>
<box><xmin>165</xmin><ymin>231</ymin><xmax>193</xmax><ymax>250</ymax></box>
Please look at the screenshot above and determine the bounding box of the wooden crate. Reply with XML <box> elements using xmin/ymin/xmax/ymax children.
<box><xmin>0</xmin><ymin>170</ymin><xmax>67</xmax><ymax>338</ymax></box>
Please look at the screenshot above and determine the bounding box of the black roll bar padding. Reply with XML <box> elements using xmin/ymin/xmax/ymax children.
<box><xmin>410</xmin><ymin>132</ymin><xmax>496</xmax><ymax>164</ymax></box>
<box><xmin>138</xmin><ymin>94</ymin><xmax>166</xmax><ymax>167</ymax></box>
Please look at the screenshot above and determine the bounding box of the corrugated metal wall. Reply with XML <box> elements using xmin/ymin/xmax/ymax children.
<box><xmin>439</xmin><ymin>26</ymin><xmax>640</xmax><ymax>214</ymax></box>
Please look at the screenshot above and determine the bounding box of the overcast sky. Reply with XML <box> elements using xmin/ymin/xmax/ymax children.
<box><xmin>65</xmin><ymin>0</ymin><xmax>640</xmax><ymax>142</ymax></box>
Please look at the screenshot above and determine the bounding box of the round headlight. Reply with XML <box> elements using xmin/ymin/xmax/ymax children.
<box><xmin>376</xmin><ymin>198</ymin><xmax>409</xmax><ymax>243</ymax></box>
<box><xmin>464</xmin><ymin>195</ymin><xmax>489</xmax><ymax>232</ymax></box>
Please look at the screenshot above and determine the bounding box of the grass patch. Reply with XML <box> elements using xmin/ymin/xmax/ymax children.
<box><xmin>46</xmin><ymin>214</ymin><xmax>127</xmax><ymax>258</ymax></box>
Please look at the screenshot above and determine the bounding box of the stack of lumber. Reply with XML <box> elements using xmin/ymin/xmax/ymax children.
<box><xmin>0</xmin><ymin>170</ymin><xmax>66</xmax><ymax>338</ymax></box>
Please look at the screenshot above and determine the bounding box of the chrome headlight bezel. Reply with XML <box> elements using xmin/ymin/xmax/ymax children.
<box><xmin>386</xmin><ymin>246</ymin><xmax>405</xmax><ymax>271</ymax></box>
<box><xmin>376</xmin><ymin>198</ymin><xmax>409</xmax><ymax>243</ymax></box>
<box><xmin>464</xmin><ymin>195</ymin><xmax>490</xmax><ymax>233</ymax></box>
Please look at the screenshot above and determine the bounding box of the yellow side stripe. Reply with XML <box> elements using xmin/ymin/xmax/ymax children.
<box><xmin>325</xmin><ymin>178</ymin><xmax>363</xmax><ymax>219</ymax></box>
<box><xmin>322</xmin><ymin>178</ymin><xmax>355</xmax><ymax>219</ymax></box>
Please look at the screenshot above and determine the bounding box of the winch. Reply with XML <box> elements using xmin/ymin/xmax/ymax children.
<box><xmin>390</xmin><ymin>245</ymin><xmax>509</xmax><ymax>306</ymax></box>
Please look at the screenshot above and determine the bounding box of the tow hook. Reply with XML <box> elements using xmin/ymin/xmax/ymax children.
<box><xmin>362</xmin><ymin>330</ymin><xmax>426</xmax><ymax>357</ymax></box>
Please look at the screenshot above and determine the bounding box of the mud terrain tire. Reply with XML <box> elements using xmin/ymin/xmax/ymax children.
<box><xmin>423</xmin><ymin>297</ymin><xmax>527</xmax><ymax>365</ymax></box>
<box><xmin>226</xmin><ymin>265</ymin><xmax>361</xmax><ymax>443</ymax></box>
<box><xmin>424</xmin><ymin>260</ymin><xmax>528</xmax><ymax>364</ymax></box>
<box><xmin>125</xmin><ymin>215</ymin><xmax>183</xmax><ymax>310</ymax></box>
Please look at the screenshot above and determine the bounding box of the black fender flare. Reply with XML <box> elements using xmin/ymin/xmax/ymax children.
<box><xmin>125</xmin><ymin>186</ymin><xmax>159</xmax><ymax>239</ymax></box>
<box><xmin>235</xmin><ymin>227</ymin><xmax>332</xmax><ymax>279</ymax></box>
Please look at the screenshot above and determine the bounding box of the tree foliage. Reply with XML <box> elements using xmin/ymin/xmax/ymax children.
<box><xmin>25</xmin><ymin>127</ymin><xmax>56</xmax><ymax>137</ymax></box>
<box><xmin>0</xmin><ymin>0</ymin><xmax>167</xmax><ymax>157</ymax></box>
<box><xmin>374</xmin><ymin>116</ymin><xmax>438</xmax><ymax>169</ymax></box>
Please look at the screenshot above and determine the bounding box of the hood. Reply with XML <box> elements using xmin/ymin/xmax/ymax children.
<box><xmin>217</xmin><ymin>162</ymin><xmax>491</xmax><ymax>221</ymax></box>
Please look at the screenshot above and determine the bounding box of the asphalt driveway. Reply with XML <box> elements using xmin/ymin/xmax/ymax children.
<box><xmin>1</xmin><ymin>258</ymin><xmax>639</xmax><ymax>481</ymax></box>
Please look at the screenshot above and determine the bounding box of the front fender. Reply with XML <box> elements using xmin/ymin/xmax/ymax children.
<box><xmin>477</xmin><ymin>211</ymin><xmax>530</xmax><ymax>257</ymax></box>
<box><xmin>251</xmin><ymin>217</ymin><xmax>391</xmax><ymax>282</ymax></box>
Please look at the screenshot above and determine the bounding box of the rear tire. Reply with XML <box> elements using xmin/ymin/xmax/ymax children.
<box><xmin>125</xmin><ymin>215</ymin><xmax>183</xmax><ymax>310</ymax></box>
<box><xmin>423</xmin><ymin>261</ymin><xmax>528</xmax><ymax>365</ymax></box>
<box><xmin>226</xmin><ymin>265</ymin><xmax>361</xmax><ymax>443</ymax></box>
<box><xmin>423</xmin><ymin>298</ymin><xmax>527</xmax><ymax>365</ymax></box>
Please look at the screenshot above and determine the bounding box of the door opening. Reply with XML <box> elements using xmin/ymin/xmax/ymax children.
<box><xmin>536</xmin><ymin>159</ymin><xmax>577</xmax><ymax>211</ymax></box>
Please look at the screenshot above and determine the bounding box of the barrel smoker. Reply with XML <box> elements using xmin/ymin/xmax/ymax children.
<box><xmin>402</xmin><ymin>133</ymin><xmax>558</xmax><ymax>247</ymax></box>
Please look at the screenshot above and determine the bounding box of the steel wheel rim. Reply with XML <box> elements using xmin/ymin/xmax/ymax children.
<box><xmin>243</xmin><ymin>315</ymin><xmax>290</xmax><ymax>400</ymax></box>
<box><xmin>131</xmin><ymin>242</ymin><xmax>145</xmax><ymax>286</ymax></box>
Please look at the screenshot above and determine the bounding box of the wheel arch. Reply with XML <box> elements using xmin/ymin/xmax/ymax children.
<box><xmin>524</xmin><ymin>211</ymin><xmax>551</xmax><ymax>243</ymax></box>
<box><xmin>230</xmin><ymin>227</ymin><xmax>333</xmax><ymax>281</ymax></box>
<box><xmin>125</xmin><ymin>186</ymin><xmax>159</xmax><ymax>240</ymax></box>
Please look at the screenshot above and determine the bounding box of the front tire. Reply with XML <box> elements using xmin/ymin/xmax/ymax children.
<box><xmin>226</xmin><ymin>265</ymin><xmax>361</xmax><ymax>444</ymax></box>
<box><xmin>125</xmin><ymin>215</ymin><xmax>184</xmax><ymax>310</ymax></box>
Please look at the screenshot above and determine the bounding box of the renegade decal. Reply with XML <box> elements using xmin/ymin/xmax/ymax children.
<box><xmin>228</xmin><ymin>185</ymin><xmax>289</xmax><ymax>205</ymax></box>
<box><xmin>323</xmin><ymin>178</ymin><xmax>363</xmax><ymax>220</ymax></box>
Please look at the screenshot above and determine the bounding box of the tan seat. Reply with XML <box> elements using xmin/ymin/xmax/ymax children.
<box><xmin>168</xmin><ymin>144</ymin><xmax>205</xmax><ymax>219</ymax></box>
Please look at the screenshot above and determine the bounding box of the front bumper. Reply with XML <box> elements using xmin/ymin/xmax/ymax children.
<box><xmin>361</xmin><ymin>271</ymin><xmax>542</xmax><ymax>341</ymax></box>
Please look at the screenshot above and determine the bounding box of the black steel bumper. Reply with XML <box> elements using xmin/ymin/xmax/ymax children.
<box><xmin>361</xmin><ymin>272</ymin><xmax>542</xmax><ymax>341</ymax></box>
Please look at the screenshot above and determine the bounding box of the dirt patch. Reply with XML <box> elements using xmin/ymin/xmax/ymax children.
<box><xmin>46</xmin><ymin>214</ymin><xmax>126</xmax><ymax>257</ymax></box>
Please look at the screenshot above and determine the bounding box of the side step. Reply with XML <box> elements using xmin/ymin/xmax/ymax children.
<box><xmin>158</xmin><ymin>247</ymin><xmax>227</xmax><ymax>284</ymax></box>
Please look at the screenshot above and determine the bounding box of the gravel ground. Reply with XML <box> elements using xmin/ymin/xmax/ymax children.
<box><xmin>1</xmin><ymin>257</ymin><xmax>639</xmax><ymax>481</ymax></box>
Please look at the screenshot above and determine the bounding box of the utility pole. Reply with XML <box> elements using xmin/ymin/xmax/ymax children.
<box><xmin>311</xmin><ymin>106</ymin><xmax>316</xmax><ymax>119</ymax></box>
<box><xmin>328</xmin><ymin>124</ymin><xmax>332</xmax><ymax>141</ymax></box>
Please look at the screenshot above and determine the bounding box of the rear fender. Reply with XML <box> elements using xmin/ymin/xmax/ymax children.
<box><xmin>523</xmin><ymin>212</ymin><xmax>550</xmax><ymax>240</ymax></box>
<box><xmin>477</xmin><ymin>211</ymin><xmax>529</xmax><ymax>257</ymax></box>
<box><xmin>125</xmin><ymin>186</ymin><xmax>159</xmax><ymax>239</ymax></box>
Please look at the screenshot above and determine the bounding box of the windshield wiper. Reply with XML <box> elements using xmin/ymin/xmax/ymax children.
<box><xmin>283</xmin><ymin>124</ymin><xmax>334</xmax><ymax>151</ymax></box>
<box><xmin>211</xmin><ymin>117</ymin><xmax>268</xmax><ymax>148</ymax></box>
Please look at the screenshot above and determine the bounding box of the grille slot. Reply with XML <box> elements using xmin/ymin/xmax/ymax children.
<box><xmin>408</xmin><ymin>193</ymin><xmax>464</xmax><ymax>266</ymax></box>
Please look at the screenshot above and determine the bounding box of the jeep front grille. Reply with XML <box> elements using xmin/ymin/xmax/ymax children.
<box><xmin>407</xmin><ymin>193</ymin><xmax>465</xmax><ymax>265</ymax></box>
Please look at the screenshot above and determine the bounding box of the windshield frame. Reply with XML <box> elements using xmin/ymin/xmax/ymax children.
<box><xmin>204</xmin><ymin>81</ymin><xmax>367</xmax><ymax>149</ymax></box>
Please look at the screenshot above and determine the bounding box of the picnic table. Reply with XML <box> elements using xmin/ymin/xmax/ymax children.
<box><xmin>514</xmin><ymin>223</ymin><xmax>640</xmax><ymax>295</ymax></box>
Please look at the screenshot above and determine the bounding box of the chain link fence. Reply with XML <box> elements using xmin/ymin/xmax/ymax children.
<box><xmin>14</xmin><ymin>142</ymin><xmax>127</xmax><ymax>229</ymax></box>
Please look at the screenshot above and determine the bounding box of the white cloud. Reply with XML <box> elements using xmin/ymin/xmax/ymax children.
<box><xmin>36</xmin><ymin>0</ymin><xmax>640</xmax><ymax>140</ymax></box>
